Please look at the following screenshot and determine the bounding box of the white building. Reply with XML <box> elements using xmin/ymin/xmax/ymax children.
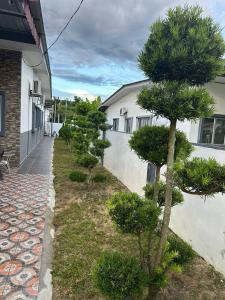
<box><xmin>0</xmin><ymin>0</ymin><xmax>52</xmax><ymax>166</ymax></box>
<box><xmin>101</xmin><ymin>77</ymin><xmax>225</xmax><ymax>275</ymax></box>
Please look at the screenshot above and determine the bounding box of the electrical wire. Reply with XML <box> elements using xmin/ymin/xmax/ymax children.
<box><xmin>23</xmin><ymin>0</ymin><xmax>84</xmax><ymax>68</ymax></box>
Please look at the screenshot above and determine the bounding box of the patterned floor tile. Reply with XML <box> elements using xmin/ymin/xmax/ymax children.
<box><xmin>0</xmin><ymin>173</ymin><xmax>50</xmax><ymax>299</ymax></box>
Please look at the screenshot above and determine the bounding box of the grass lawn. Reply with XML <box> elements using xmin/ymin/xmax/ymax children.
<box><xmin>52</xmin><ymin>138</ymin><xmax>225</xmax><ymax>300</ymax></box>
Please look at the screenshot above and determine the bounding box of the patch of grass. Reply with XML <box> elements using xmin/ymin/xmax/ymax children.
<box><xmin>53</xmin><ymin>139</ymin><xmax>137</xmax><ymax>300</ymax></box>
<box><xmin>92</xmin><ymin>173</ymin><xmax>107</xmax><ymax>183</ymax></box>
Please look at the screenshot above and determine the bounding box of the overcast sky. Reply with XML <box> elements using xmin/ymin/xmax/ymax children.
<box><xmin>41</xmin><ymin>0</ymin><xmax>225</xmax><ymax>101</ymax></box>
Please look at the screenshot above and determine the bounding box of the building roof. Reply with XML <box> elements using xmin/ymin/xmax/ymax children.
<box><xmin>0</xmin><ymin>0</ymin><xmax>51</xmax><ymax>97</ymax></box>
<box><xmin>100</xmin><ymin>79</ymin><xmax>150</xmax><ymax>111</ymax></box>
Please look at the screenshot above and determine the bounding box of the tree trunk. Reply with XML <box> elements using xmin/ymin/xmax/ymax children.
<box><xmin>153</xmin><ymin>166</ymin><xmax>161</xmax><ymax>203</ymax></box>
<box><xmin>155</xmin><ymin>119</ymin><xmax>177</xmax><ymax>267</ymax></box>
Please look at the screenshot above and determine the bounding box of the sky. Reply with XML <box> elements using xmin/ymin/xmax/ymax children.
<box><xmin>41</xmin><ymin>0</ymin><xmax>225</xmax><ymax>101</ymax></box>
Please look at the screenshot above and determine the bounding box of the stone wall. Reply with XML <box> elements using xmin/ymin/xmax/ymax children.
<box><xmin>0</xmin><ymin>49</ymin><xmax>21</xmax><ymax>166</ymax></box>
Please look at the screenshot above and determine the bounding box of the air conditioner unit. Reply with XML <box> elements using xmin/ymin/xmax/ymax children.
<box><xmin>120</xmin><ymin>107</ymin><xmax>128</xmax><ymax>116</ymax></box>
<box><xmin>33</xmin><ymin>80</ymin><xmax>39</xmax><ymax>94</ymax></box>
<box><xmin>30</xmin><ymin>80</ymin><xmax>41</xmax><ymax>97</ymax></box>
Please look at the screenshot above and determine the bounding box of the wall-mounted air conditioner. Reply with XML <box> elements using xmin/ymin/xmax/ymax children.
<box><xmin>30</xmin><ymin>80</ymin><xmax>41</xmax><ymax>97</ymax></box>
<box><xmin>120</xmin><ymin>107</ymin><xmax>128</xmax><ymax>116</ymax></box>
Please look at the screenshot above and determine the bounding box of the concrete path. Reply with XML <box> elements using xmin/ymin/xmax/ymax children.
<box><xmin>0</xmin><ymin>137</ymin><xmax>54</xmax><ymax>300</ymax></box>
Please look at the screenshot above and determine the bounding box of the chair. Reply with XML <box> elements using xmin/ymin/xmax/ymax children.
<box><xmin>0</xmin><ymin>148</ymin><xmax>12</xmax><ymax>173</ymax></box>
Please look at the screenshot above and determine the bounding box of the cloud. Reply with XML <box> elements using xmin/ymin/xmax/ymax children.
<box><xmin>41</xmin><ymin>0</ymin><xmax>225</xmax><ymax>97</ymax></box>
<box><xmin>65</xmin><ymin>88</ymin><xmax>97</xmax><ymax>101</ymax></box>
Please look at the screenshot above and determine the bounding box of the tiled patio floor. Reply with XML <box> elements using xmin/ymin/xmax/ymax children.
<box><xmin>0</xmin><ymin>173</ymin><xmax>50</xmax><ymax>299</ymax></box>
<box><xmin>0</xmin><ymin>138</ymin><xmax>53</xmax><ymax>300</ymax></box>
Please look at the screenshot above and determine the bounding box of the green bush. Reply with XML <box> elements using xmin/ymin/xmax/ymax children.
<box><xmin>168</xmin><ymin>235</ymin><xmax>196</xmax><ymax>265</ymax></box>
<box><xmin>144</xmin><ymin>181</ymin><xmax>184</xmax><ymax>207</ymax></box>
<box><xmin>107</xmin><ymin>192</ymin><xmax>161</xmax><ymax>235</ymax></box>
<box><xmin>59</xmin><ymin>125</ymin><xmax>72</xmax><ymax>144</ymax></box>
<box><xmin>76</xmin><ymin>153</ymin><xmax>98</xmax><ymax>170</ymax></box>
<box><xmin>92</xmin><ymin>173</ymin><xmax>107</xmax><ymax>182</ymax></box>
<box><xmin>69</xmin><ymin>171</ymin><xmax>87</xmax><ymax>182</ymax></box>
<box><xmin>174</xmin><ymin>158</ymin><xmax>225</xmax><ymax>196</ymax></box>
<box><xmin>129</xmin><ymin>126</ymin><xmax>193</xmax><ymax>167</ymax></box>
<box><xmin>93</xmin><ymin>251</ymin><xmax>145</xmax><ymax>300</ymax></box>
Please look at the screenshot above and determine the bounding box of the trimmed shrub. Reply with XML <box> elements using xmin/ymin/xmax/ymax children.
<box><xmin>168</xmin><ymin>235</ymin><xmax>196</xmax><ymax>265</ymax></box>
<box><xmin>76</xmin><ymin>153</ymin><xmax>98</xmax><ymax>170</ymax></box>
<box><xmin>107</xmin><ymin>192</ymin><xmax>161</xmax><ymax>235</ymax></box>
<box><xmin>93</xmin><ymin>251</ymin><xmax>145</xmax><ymax>300</ymax></box>
<box><xmin>69</xmin><ymin>171</ymin><xmax>87</xmax><ymax>182</ymax></box>
<box><xmin>92</xmin><ymin>173</ymin><xmax>107</xmax><ymax>182</ymax></box>
<box><xmin>144</xmin><ymin>181</ymin><xmax>184</xmax><ymax>207</ymax></box>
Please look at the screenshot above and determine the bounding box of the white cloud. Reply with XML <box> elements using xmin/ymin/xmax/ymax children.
<box><xmin>66</xmin><ymin>88</ymin><xmax>97</xmax><ymax>101</ymax></box>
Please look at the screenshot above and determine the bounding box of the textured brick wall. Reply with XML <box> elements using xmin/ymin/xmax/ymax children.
<box><xmin>0</xmin><ymin>49</ymin><xmax>21</xmax><ymax>166</ymax></box>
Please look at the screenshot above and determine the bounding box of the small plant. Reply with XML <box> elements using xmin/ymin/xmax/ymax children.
<box><xmin>93</xmin><ymin>251</ymin><xmax>145</xmax><ymax>300</ymax></box>
<box><xmin>144</xmin><ymin>181</ymin><xmax>184</xmax><ymax>207</ymax></box>
<box><xmin>168</xmin><ymin>235</ymin><xmax>196</xmax><ymax>265</ymax></box>
<box><xmin>59</xmin><ymin>125</ymin><xmax>72</xmax><ymax>145</ymax></box>
<box><xmin>76</xmin><ymin>153</ymin><xmax>98</xmax><ymax>183</ymax></box>
<box><xmin>92</xmin><ymin>173</ymin><xmax>107</xmax><ymax>183</ymax></box>
<box><xmin>69</xmin><ymin>171</ymin><xmax>87</xmax><ymax>182</ymax></box>
<box><xmin>107</xmin><ymin>192</ymin><xmax>161</xmax><ymax>235</ymax></box>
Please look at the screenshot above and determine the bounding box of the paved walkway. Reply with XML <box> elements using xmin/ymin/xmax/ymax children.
<box><xmin>0</xmin><ymin>137</ymin><xmax>54</xmax><ymax>300</ymax></box>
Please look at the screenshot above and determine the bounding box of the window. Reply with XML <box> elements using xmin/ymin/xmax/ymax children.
<box><xmin>147</xmin><ymin>163</ymin><xmax>156</xmax><ymax>183</ymax></box>
<box><xmin>112</xmin><ymin>118</ymin><xmax>119</xmax><ymax>131</ymax></box>
<box><xmin>136</xmin><ymin>116</ymin><xmax>152</xmax><ymax>129</ymax></box>
<box><xmin>199</xmin><ymin>116</ymin><xmax>225</xmax><ymax>145</ymax></box>
<box><xmin>125</xmin><ymin>117</ymin><xmax>133</xmax><ymax>133</ymax></box>
<box><xmin>0</xmin><ymin>92</ymin><xmax>5</xmax><ymax>136</ymax></box>
<box><xmin>32</xmin><ymin>104</ymin><xmax>42</xmax><ymax>133</ymax></box>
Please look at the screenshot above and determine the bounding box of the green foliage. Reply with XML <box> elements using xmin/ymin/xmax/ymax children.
<box><xmin>76</xmin><ymin>153</ymin><xmax>98</xmax><ymax>170</ymax></box>
<box><xmin>92</xmin><ymin>173</ymin><xmax>107</xmax><ymax>182</ymax></box>
<box><xmin>149</xmin><ymin>244</ymin><xmax>182</xmax><ymax>289</ymax></box>
<box><xmin>129</xmin><ymin>126</ymin><xmax>193</xmax><ymax>167</ymax></box>
<box><xmin>75</xmin><ymin>100</ymin><xmax>95</xmax><ymax>116</ymax></box>
<box><xmin>174</xmin><ymin>158</ymin><xmax>225</xmax><ymax>196</ymax></box>
<box><xmin>137</xmin><ymin>82</ymin><xmax>214</xmax><ymax>122</ymax></box>
<box><xmin>72</xmin><ymin>131</ymin><xmax>90</xmax><ymax>155</ymax></box>
<box><xmin>144</xmin><ymin>181</ymin><xmax>184</xmax><ymax>207</ymax></box>
<box><xmin>138</xmin><ymin>5</ymin><xmax>225</xmax><ymax>85</ymax></box>
<box><xmin>69</xmin><ymin>171</ymin><xmax>87</xmax><ymax>182</ymax></box>
<box><xmin>93</xmin><ymin>251</ymin><xmax>145</xmax><ymax>300</ymax></box>
<box><xmin>87</xmin><ymin>111</ymin><xmax>107</xmax><ymax>130</ymax></box>
<box><xmin>59</xmin><ymin>125</ymin><xmax>72</xmax><ymax>145</ymax></box>
<box><xmin>107</xmin><ymin>192</ymin><xmax>161</xmax><ymax>235</ymax></box>
<box><xmin>90</xmin><ymin>139</ymin><xmax>111</xmax><ymax>158</ymax></box>
<box><xmin>168</xmin><ymin>235</ymin><xmax>196</xmax><ymax>265</ymax></box>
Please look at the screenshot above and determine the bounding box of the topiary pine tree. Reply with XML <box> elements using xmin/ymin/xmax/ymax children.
<box><xmin>174</xmin><ymin>157</ymin><xmax>225</xmax><ymax>196</ymax></box>
<box><xmin>138</xmin><ymin>5</ymin><xmax>225</xmax><ymax>266</ymax></box>
<box><xmin>129</xmin><ymin>125</ymin><xmax>192</xmax><ymax>203</ymax></box>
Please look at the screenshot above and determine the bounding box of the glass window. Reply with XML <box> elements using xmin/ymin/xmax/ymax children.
<box><xmin>137</xmin><ymin>116</ymin><xmax>152</xmax><ymax>129</ymax></box>
<box><xmin>214</xmin><ymin>119</ymin><xmax>225</xmax><ymax>144</ymax></box>
<box><xmin>0</xmin><ymin>92</ymin><xmax>5</xmax><ymax>136</ymax></box>
<box><xmin>147</xmin><ymin>163</ymin><xmax>156</xmax><ymax>183</ymax></box>
<box><xmin>199</xmin><ymin>117</ymin><xmax>225</xmax><ymax>145</ymax></box>
<box><xmin>112</xmin><ymin>118</ymin><xmax>119</xmax><ymax>131</ymax></box>
<box><xmin>125</xmin><ymin>117</ymin><xmax>133</xmax><ymax>133</ymax></box>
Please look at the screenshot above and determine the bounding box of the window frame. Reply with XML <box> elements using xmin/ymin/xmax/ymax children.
<box><xmin>124</xmin><ymin>117</ymin><xmax>133</xmax><ymax>134</ymax></box>
<box><xmin>136</xmin><ymin>115</ymin><xmax>153</xmax><ymax>130</ymax></box>
<box><xmin>112</xmin><ymin>118</ymin><xmax>119</xmax><ymax>131</ymax></box>
<box><xmin>0</xmin><ymin>91</ymin><xmax>5</xmax><ymax>137</ymax></box>
<box><xmin>198</xmin><ymin>115</ymin><xmax>225</xmax><ymax>146</ymax></box>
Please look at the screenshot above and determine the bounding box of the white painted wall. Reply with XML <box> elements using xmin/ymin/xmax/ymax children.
<box><xmin>104</xmin><ymin>130</ymin><xmax>148</xmax><ymax>195</ymax></box>
<box><xmin>21</xmin><ymin>59</ymin><xmax>34</xmax><ymax>133</ymax></box>
<box><xmin>104</xmin><ymin>80</ymin><xmax>225</xmax><ymax>275</ymax></box>
<box><xmin>170</xmin><ymin>146</ymin><xmax>225</xmax><ymax>276</ymax></box>
<box><xmin>20</xmin><ymin>58</ymin><xmax>47</xmax><ymax>134</ymax></box>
